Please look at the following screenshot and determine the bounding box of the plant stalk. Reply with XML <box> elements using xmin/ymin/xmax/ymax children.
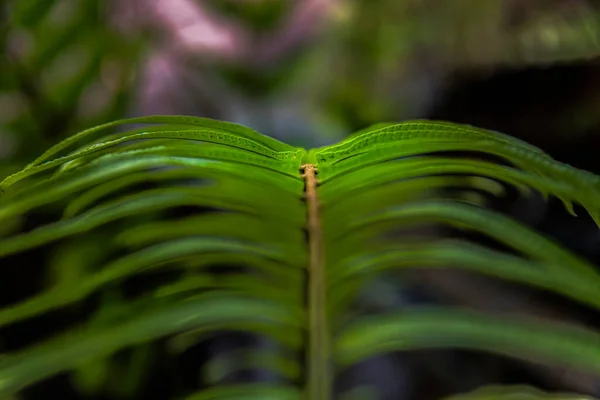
<box><xmin>302</xmin><ymin>164</ymin><xmax>331</xmax><ymax>399</ymax></box>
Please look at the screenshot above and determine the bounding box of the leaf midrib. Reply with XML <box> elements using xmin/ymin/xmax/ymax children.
<box><xmin>303</xmin><ymin>164</ymin><xmax>331</xmax><ymax>399</ymax></box>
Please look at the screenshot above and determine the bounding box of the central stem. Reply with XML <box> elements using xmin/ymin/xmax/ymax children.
<box><xmin>302</xmin><ymin>164</ymin><xmax>331</xmax><ymax>399</ymax></box>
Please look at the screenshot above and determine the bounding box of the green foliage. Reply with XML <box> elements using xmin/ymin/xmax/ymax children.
<box><xmin>316</xmin><ymin>0</ymin><xmax>600</xmax><ymax>129</ymax></box>
<box><xmin>1</xmin><ymin>116</ymin><xmax>600</xmax><ymax>399</ymax></box>
<box><xmin>0</xmin><ymin>0</ymin><xmax>142</xmax><ymax>179</ymax></box>
<box><xmin>209</xmin><ymin>0</ymin><xmax>291</xmax><ymax>33</ymax></box>
<box><xmin>442</xmin><ymin>385</ymin><xmax>599</xmax><ymax>400</ymax></box>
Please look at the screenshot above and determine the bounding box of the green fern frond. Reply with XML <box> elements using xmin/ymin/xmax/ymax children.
<box><xmin>1</xmin><ymin>118</ymin><xmax>600</xmax><ymax>399</ymax></box>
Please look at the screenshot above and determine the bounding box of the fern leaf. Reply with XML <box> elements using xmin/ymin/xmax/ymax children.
<box><xmin>442</xmin><ymin>384</ymin><xmax>599</xmax><ymax>400</ymax></box>
<box><xmin>184</xmin><ymin>384</ymin><xmax>301</xmax><ymax>400</ymax></box>
<box><xmin>2</xmin><ymin>117</ymin><xmax>600</xmax><ymax>399</ymax></box>
<box><xmin>0</xmin><ymin>293</ymin><xmax>302</xmax><ymax>396</ymax></box>
<box><xmin>335</xmin><ymin>308</ymin><xmax>600</xmax><ymax>373</ymax></box>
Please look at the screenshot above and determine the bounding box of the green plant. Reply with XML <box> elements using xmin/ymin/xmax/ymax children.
<box><xmin>0</xmin><ymin>116</ymin><xmax>599</xmax><ymax>399</ymax></box>
<box><xmin>0</xmin><ymin>0</ymin><xmax>141</xmax><ymax>179</ymax></box>
<box><xmin>314</xmin><ymin>0</ymin><xmax>600</xmax><ymax>131</ymax></box>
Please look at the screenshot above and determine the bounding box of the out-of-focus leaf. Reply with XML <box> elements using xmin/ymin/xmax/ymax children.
<box><xmin>442</xmin><ymin>384</ymin><xmax>599</xmax><ymax>400</ymax></box>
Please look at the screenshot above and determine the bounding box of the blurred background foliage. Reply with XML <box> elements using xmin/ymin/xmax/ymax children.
<box><xmin>0</xmin><ymin>0</ymin><xmax>143</xmax><ymax>179</ymax></box>
<box><xmin>3</xmin><ymin>0</ymin><xmax>600</xmax><ymax>175</ymax></box>
<box><xmin>3</xmin><ymin>0</ymin><xmax>600</xmax><ymax>398</ymax></box>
